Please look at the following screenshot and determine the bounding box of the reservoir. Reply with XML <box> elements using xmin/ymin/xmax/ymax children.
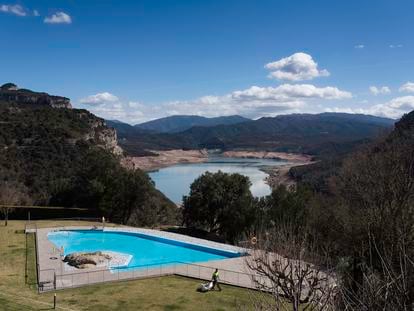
<box><xmin>149</xmin><ymin>156</ymin><xmax>286</xmax><ymax>204</ymax></box>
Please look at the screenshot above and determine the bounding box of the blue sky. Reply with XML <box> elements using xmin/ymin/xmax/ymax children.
<box><xmin>1</xmin><ymin>0</ymin><xmax>414</xmax><ymax>124</ymax></box>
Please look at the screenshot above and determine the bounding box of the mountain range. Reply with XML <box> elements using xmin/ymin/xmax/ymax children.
<box><xmin>109</xmin><ymin>113</ymin><xmax>395</xmax><ymax>156</ymax></box>
<box><xmin>134</xmin><ymin>115</ymin><xmax>250</xmax><ymax>133</ymax></box>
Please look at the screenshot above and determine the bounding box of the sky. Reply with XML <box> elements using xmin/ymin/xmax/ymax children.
<box><xmin>1</xmin><ymin>0</ymin><xmax>414</xmax><ymax>124</ymax></box>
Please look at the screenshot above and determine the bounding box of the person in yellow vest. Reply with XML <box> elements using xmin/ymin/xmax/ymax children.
<box><xmin>211</xmin><ymin>268</ymin><xmax>222</xmax><ymax>291</ymax></box>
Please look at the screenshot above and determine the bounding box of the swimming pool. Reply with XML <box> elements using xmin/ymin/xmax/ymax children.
<box><xmin>47</xmin><ymin>230</ymin><xmax>242</xmax><ymax>269</ymax></box>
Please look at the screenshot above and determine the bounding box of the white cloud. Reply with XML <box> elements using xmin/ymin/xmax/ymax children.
<box><xmin>232</xmin><ymin>84</ymin><xmax>351</xmax><ymax>102</ymax></box>
<box><xmin>166</xmin><ymin>84</ymin><xmax>350</xmax><ymax>118</ymax></box>
<box><xmin>326</xmin><ymin>96</ymin><xmax>414</xmax><ymax>119</ymax></box>
<box><xmin>33</xmin><ymin>9</ymin><xmax>39</xmax><ymax>16</ymax></box>
<box><xmin>389</xmin><ymin>44</ymin><xmax>403</xmax><ymax>49</ymax></box>
<box><xmin>77</xmin><ymin>53</ymin><xmax>354</xmax><ymax>123</ymax></box>
<box><xmin>0</xmin><ymin>4</ymin><xmax>27</xmax><ymax>16</ymax></box>
<box><xmin>79</xmin><ymin>83</ymin><xmax>352</xmax><ymax>123</ymax></box>
<box><xmin>44</xmin><ymin>12</ymin><xmax>72</xmax><ymax>24</ymax></box>
<box><xmin>354</xmin><ymin>44</ymin><xmax>365</xmax><ymax>49</ymax></box>
<box><xmin>369</xmin><ymin>86</ymin><xmax>391</xmax><ymax>96</ymax></box>
<box><xmin>399</xmin><ymin>82</ymin><xmax>414</xmax><ymax>93</ymax></box>
<box><xmin>364</xmin><ymin>97</ymin><xmax>414</xmax><ymax>119</ymax></box>
<box><xmin>265</xmin><ymin>52</ymin><xmax>330</xmax><ymax>81</ymax></box>
<box><xmin>80</xmin><ymin>92</ymin><xmax>119</xmax><ymax>105</ymax></box>
<box><xmin>387</xmin><ymin>96</ymin><xmax>414</xmax><ymax>110</ymax></box>
<box><xmin>128</xmin><ymin>101</ymin><xmax>145</xmax><ymax>109</ymax></box>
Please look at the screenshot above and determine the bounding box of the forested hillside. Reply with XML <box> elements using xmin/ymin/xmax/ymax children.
<box><xmin>110</xmin><ymin>113</ymin><xmax>394</xmax><ymax>156</ymax></box>
<box><xmin>0</xmin><ymin>100</ymin><xmax>178</xmax><ymax>226</ymax></box>
<box><xmin>135</xmin><ymin>115</ymin><xmax>250</xmax><ymax>133</ymax></box>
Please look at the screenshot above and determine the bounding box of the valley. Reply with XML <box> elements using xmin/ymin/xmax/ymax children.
<box><xmin>2</xmin><ymin>2</ymin><xmax>413</xmax><ymax>309</ymax></box>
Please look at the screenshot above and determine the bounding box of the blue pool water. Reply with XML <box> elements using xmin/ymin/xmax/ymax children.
<box><xmin>47</xmin><ymin>230</ymin><xmax>241</xmax><ymax>268</ymax></box>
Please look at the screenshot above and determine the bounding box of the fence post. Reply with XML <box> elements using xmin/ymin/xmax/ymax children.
<box><xmin>25</xmin><ymin>232</ymin><xmax>28</xmax><ymax>284</ymax></box>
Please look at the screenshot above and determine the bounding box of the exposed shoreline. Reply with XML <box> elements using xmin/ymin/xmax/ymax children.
<box><xmin>261</xmin><ymin>162</ymin><xmax>313</xmax><ymax>189</ymax></box>
<box><xmin>221</xmin><ymin>151</ymin><xmax>314</xmax><ymax>188</ymax></box>
<box><xmin>221</xmin><ymin>150</ymin><xmax>313</xmax><ymax>163</ymax></box>
<box><xmin>122</xmin><ymin>149</ymin><xmax>314</xmax><ymax>188</ymax></box>
<box><xmin>121</xmin><ymin>149</ymin><xmax>209</xmax><ymax>172</ymax></box>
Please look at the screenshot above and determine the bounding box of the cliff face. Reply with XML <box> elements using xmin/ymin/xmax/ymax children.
<box><xmin>0</xmin><ymin>83</ymin><xmax>122</xmax><ymax>156</ymax></box>
<box><xmin>0</xmin><ymin>83</ymin><xmax>72</xmax><ymax>109</ymax></box>
<box><xmin>82</xmin><ymin>114</ymin><xmax>123</xmax><ymax>156</ymax></box>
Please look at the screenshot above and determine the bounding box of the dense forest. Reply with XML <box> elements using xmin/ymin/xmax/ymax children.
<box><xmin>0</xmin><ymin>102</ymin><xmax>178</xmax><ymax>226</ymax></box>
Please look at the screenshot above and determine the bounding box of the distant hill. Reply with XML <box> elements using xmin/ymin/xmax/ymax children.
<box><xmin>135</xmin><ymin>115</ymin><xmax>250</xmax><ymax>133</ymax></box>
<box><xmin>172</xmin><ymin>113</ymin><xmax>395</xmax><ymax>152</ymax></box>
<box><xmin>109</xmin><ymin>112</ymin><xmax>395</xmax><ymax>156</ymax></box>
<box><xmin>290</xmin><ymin>110</ymin><xmax>412</xmax><ymax>193</ymax></box>
<box><xmin>106</xmin><ymin>120</ymin><xmax>188</xmax><ymax>156</ymax></box>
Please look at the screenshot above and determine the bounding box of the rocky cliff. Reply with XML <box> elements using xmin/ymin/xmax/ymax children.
<box><xmin>0</xmin><ymin>83</ymin><xmax>122</xmax><ymax>156</ymax></box>
<box><xmin>82</xmin><ymin>113</ymin><xmax>123</xmax><ymax>156</ymax></box>
<box><xmin>0</xmin><ymin>83</ymin><xmax>72</xmax><ymax>109</ymax></box>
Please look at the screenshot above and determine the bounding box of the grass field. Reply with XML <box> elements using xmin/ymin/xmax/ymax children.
<box><xmin>0</xmin><ymin>220</ymin><xmax>263</xmax><ymax>310</ymax></box>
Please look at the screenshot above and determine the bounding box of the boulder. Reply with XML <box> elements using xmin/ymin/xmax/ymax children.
<box><xmin>63</xmin><ymin>251</ymin><xmax>112</xmax><ymax>269</ymax></box>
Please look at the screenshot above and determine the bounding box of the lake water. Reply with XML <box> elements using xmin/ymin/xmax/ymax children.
<box><xmin>149</xmin><ymin>157</ymin><xmax>286</xmax><ymax>203</ymax></box>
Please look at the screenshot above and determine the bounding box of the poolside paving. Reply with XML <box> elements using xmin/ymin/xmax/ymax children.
<box><xmin>35</xmin><ymin>225</ymin><xmax>260</xmax><ymax>292</ymax></box>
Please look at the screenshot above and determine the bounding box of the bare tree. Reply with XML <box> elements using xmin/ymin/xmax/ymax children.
<box><xmin>0</xmin><ymin>183</ymin><xmax>23</xmax><ymax>226</ymax></box>
<box><xmin>246</xmin><ymin>224</ymin><xmax>337</xmax><ymax>311</ymax></box>
<box><xmin>337</xmin><ymin>237</ymin><xmax>414</xmax><ymax>310</ymax></box>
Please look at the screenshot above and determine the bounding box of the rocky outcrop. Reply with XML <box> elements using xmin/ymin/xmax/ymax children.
<box><xmin>0</xmin><ymin>83</ymin><xmax>124</xmax><ymax>156</ymax></box>
<box><xmin>0</xmin><ymin>83</ymin><xmax>72</xmax><ymax>109</ymax></box>
<box><xmin>97</xmin><ymin>126</ymin><xmax>124</xmax><ymax>156</ymax></box>
<box><xmin>80</xmin><ymin>114</ymin><xmax>123</xmax><ymax>156</ymax></box>
<box><xmin>63</xmin><ymin>251</ymin><xmax>112</xmax><ymax>269</ymax></box>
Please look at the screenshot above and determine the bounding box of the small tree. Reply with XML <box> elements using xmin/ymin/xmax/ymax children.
<box><xmin>183</xmin><ymin>171</ymin><xmax>256</xmax><ymax>243</ymax></box>
<box><xmin>0</xmin><ymin>183</ymin><xmax>20</xmax><ymax>226</ymax></box>
<box><xmin>246</xmin><ymin>225</ymin><xmax>337</xmax><ymax>311</ymax></box>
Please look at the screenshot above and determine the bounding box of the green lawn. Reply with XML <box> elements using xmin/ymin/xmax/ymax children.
<box><xmin>0</xmin><ymin>220</ymin><xmax>260</xmax><ymax>310</ymax></box>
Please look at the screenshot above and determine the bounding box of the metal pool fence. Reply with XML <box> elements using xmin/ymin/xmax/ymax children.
<box><xmin>38</xmin><ymin>261</ymin><xmax>259</xmax><ymax>293</ymax></box>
